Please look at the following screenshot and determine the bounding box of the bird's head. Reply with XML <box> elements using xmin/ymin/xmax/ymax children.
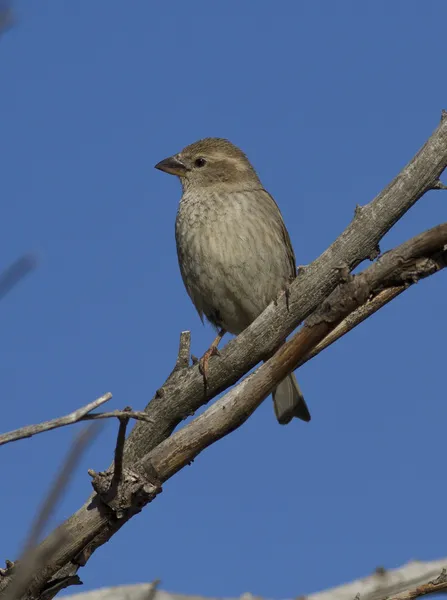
<box><xmin>155</xmin><ymin>137</ymin><xmax>261</xmax><ymax>191</ymax></box>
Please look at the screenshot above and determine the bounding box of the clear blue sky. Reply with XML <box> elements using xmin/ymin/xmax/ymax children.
<box><xmin>1</xmin><ymin>1</ymin><xmax>446</xmax><ymax>598</ymax></box>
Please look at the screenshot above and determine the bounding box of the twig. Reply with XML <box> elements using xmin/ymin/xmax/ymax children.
<box><xmin>174</xmin><ymin>331</ymin><xmax>191</xmax><ymax>371</ymax></box>
<box><xmin>82</xmin><ymin>411</ymin><xmax>154</xmax><ymax>424</ymax></box>
<box><xmin>112</xmin><ymin>409</ymin><xmax>131</xmax><ymax>487</ymax></box>
<box><xmin>23</xmin><ymin>426</ymin><xmax>101</xmax><ymax>554</ymax></box>
<box><xmin>432</xmin><ymin>179</ymin><xmax>447</xmax><ymax>190</ymax></box>
<box><xmin>0</xmin><ymin>393</ymin><xmax>112</xmax><ymax>446</ymax></box>
<box><xmin>125</xmin><ymin>330</ymin><xmax>191</xmax><ymax>464</ymax></box>
<box><xmin>3</xmin><ymin>425</ymin><xmax>101</xmax><ymax>600</ymax></box>
<box><xmin>0</xmin><ymin>255</ymin><xmax>36</xmax><ymax>301</ymax></box>
<box><xmin>164</xmin><ymin>331</ymin><xmax>191</xmax><ymax>385</ymax></box>
<box><xmin>0</xmin><ymin>0</ymin><xmax>13</xmax><ymax>36</ymax></box>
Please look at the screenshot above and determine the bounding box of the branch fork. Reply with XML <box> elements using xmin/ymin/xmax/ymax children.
<box><xmin>88</xmin><ymin>468</ymin><xmax>161</xmax><ymax>519</ymax></box>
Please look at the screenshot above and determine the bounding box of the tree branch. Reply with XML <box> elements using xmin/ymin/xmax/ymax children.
<box><xmin>59</xmin><ymin>559</ymin><xmax>447</xmax><ymax>600</ymax></box>
<box><xmin>13</xmin><ymin>220</ymin><xmax>447</xmax><ymax>600</ymax></box>
<box><xmin>0</xmin><ymin>0</ymin><xmax>13</xmax><ymax>36</ymax></box>
<box><xmin>0</xmin><ymin>255</ymin><xmax>36</xmax><ymax>302</ymax></box>
<box><xmin>0</xmin><ymin>394</ymin><xmax>112</xmax><ymax>446</ymax></box>
<box><xmin>123</xmin><ymin>111</ymin><xmax>447</xmax><ymax>468</ymax></box>
<box><xmin>388</xmin><ymin>569</ymin><xmax>447</xmax><ymax>600</ymax></box>
<box><xmin>82</xmin><ymin>411</ymin><xmax>154</xmax><ymax>424</ymax></box>
<box><xmin>2</xmin><ymin>115</ymin><xmax>447</xmax><ymax>600</ymax></box>
<box><xmin>111</xmin><ymin>410</ymin><xmax>131</xmax><ymax>489</ymax></box>
<box><xmin>0</xmin><ymin>405</ymin><xmax>155</xmax><ymax>447</ymax></box>
<box><xmin>141</xmin><ymin>223</ymin><xmax>447</xmax><ymax>483</ymax></box>
<box><xmin>2</xmin><ymin>425</ymin><xmax>101</xmax><ymax>600</ymax></box>
<box><xmin>301</xmin><ymin>286</ymin><xmax>403</xmax><ymax>363</ymax></box>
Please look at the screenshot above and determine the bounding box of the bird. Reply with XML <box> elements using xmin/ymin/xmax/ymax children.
<box><xmin>155</xmin><ymin>137</ymin><xmax>310</xmax><ymax>425</ymax></box>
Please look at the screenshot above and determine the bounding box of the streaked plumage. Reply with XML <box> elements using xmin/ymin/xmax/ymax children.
<box><xmin>155</xmin><ymin>138</ymin><xmax>310</xmax><ymax>425</ymax></box>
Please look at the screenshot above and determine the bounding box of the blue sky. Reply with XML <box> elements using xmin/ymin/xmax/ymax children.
<box><xmin>1</xmin><ymin>1</ymin><xmax>446</xmax><ymax>598</ymax></box>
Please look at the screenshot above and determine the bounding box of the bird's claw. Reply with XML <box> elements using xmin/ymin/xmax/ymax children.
<box><xmin>199</xmin><ymin>345</ymin><xmax>220</xmax><ymax>389</ymax></box>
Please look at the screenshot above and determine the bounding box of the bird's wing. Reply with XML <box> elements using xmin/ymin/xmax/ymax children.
<box><xmin>261</xmin><ymin>188</ymin><xmax>297</xmax><ymax>278</ymax></box>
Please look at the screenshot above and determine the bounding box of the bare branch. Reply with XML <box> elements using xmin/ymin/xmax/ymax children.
<box><xmin>3</xmin><ymin>116</ymin><xmax>447</xmax><ymax>599</ymax></box>
<box><xmin>0</xmin><ymin>393</ymin><xmax>112</xmax><ymax>447</ymax></box>
<box><xmin>112</xmin><ymin>409</ymin><xmax>131</xmax><ymax>488</ymax></box>
<box><xmin>3</xmin><ymin>425</ymin><xmax>101</xmax><ymax>600</ymax></box>
<box><xmin>156</xmin><ymin>331</ymin><xmax>191</xmax><ymax>393</ymax></box>
<box><xmin>82</xmin><ymin>410</ymin><xmax>154</xmax><ymax>424</ymax></box>
<box><xmin>0</xmin><ymin>255</ymin><xmax>37</xmax><ymax>301</ymax></box>
<box><xmin>302</xmin><ymin>286</ymin><xmax>403</xmax><ymax>362</ymax></box>
<box><xmin>0</xmin><ymin>0</ymin><xmax>13</xmax><ymax>36</ymax></box>
<box><xmin>167</xmin><ymin>331</ymin><xmax>191</xmax><ymax>379</ymax></box>
<box><xmin>59</xmin><ymin>560</ymin><xmax>447</xmax><ymax>600</ymax></box>
<box><xmin>12</xmin><ymin>223</ymin><xmax>446</xmax><ymax>600</ymax></box>
<box><xmin>388</xmin><ymin>569</ymin><xmax>447</xmax><ymax>600</ymax></box>
<box><xmin>297</xmin><ymin>223</ymin><xmax>447</xmax><ymax>367</ymax></box>
<box><xmin>432</xmin><ymin>179</ymin><xmax>447</xmax><ymax>190</ymax></box>
<box><xmin>23</xmin><ymin>426</ymin><xmax>101</xmax><ymax>555</ymax></box>
<box><xmin>142</xmin><ymin>223</ymin><xmax>447</xmax><ymax>482</ymax></box>
<box><xmin>310</xmin><ymin>561</ymin><xmax>447</xmax><ymax>600</ymax></box>
<box><xmin>124</xmin><ymin>112</ymin><xmax>447</xmax><ymax>467</ymax></box>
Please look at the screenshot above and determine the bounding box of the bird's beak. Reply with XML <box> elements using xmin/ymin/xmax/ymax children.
<box><xmin>154</xmin><ymin>155</ymin><xmax>189</xmax><ymax>177</ymax></box>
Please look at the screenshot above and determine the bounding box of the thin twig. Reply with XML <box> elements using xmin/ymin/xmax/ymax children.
<box><xmin>112</xmin><ymin>408</ymin><xmax>131</xmax><ymax>487</ymax></box>
<box><xmin>0</xmin><ymin>393</ymin><xmax>112</xmax><ymax>446</ymax></box>
<box><xmin>82</xmin><ymin>410</ymin><xmax>154</xmax><ymax>424</ymax></box>
<box><xmin>23</xmin><ymin>426</ymin><xmax>101</xmax><ymax>555</ymax></box>
<box><xmin>4</xmin><ymin>424</ymin><xmax>101</xmax><ymax>600</ymax></box>
<box><xmin>0</xmin><ymin>0</ymin><xmax>13</xmax><ymax>36</ymax></box>
<box><xmin>0</xmin><ymin>255</ymin><xmax>37</xmax><ymax>301</ymax></box>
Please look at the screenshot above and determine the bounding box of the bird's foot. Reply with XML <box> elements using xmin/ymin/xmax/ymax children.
<box><xmin>199</xmin><ymin>345</ymin><xmax>220</xmax><ymax>385</ymax></box>
<box><xmin>198</xmin><ymin>329</ymin><xmax>226</xmax><ymax>392</ymax></box>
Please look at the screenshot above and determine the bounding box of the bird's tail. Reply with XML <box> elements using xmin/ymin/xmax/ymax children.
<box><xmin>272</xmin><ymin>373</ymin><xmax>311</xmax><ymax>425</ymax></box>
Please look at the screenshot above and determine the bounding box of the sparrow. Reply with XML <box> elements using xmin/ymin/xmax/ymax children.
<box><xmin>155</xmin><ymin>138</ymin><xmax>310</xmax><ymax>425</ymax></box>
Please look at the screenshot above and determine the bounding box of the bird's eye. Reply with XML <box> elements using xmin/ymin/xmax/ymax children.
<box><xmin>194</xmin><ymin>157</ymin><xmax>207</xmax><ymax>168</ymax></box>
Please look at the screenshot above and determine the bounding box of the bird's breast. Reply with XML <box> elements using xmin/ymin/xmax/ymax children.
<box><xmin>176</xmin><ymin>190</ymin><xmax>249</xmax><ymax>266</ymax></box>
<box><xmin>175</xmin><ymin>188</ymin><xmax>292</xmax><ymax>334</ymax></box>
